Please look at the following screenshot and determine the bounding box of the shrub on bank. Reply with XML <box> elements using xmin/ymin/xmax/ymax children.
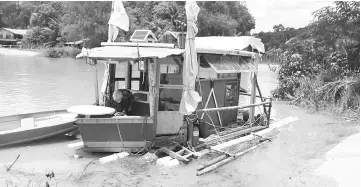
<box><xmin>45</xmin><ymin>46</ymin><xmax>81</xmax><ymax>58</ymax></box>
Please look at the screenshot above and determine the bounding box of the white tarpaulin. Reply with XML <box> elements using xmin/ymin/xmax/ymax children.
<box><xmin>179</xmin><ymin>1</ymin><xmax>202</xmax><ymax>115</ymax></box>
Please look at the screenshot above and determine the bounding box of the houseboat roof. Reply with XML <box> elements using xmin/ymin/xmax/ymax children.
<box><xmin>76</xmin><ymin>36</ymin><xmax>264</xmax><ymax>60</ymax></box>
<box><xmin>1</xmin><ymin>28</ymin><xmax>28</xmax><ymax>36</ymax></box>
<box><xmin>195</xmin><ymin>36</ymin><xmax>265</xmax><ymax>54</ymax></box>
<box><xmin>76</xmin><ymin>45</ymin><xmax>184</xmax><ymax>60</ymax></box>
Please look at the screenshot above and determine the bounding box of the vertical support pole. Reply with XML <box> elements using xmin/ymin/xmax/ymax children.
<box><xmin>153</xmin><ymin>58</ymin><xmax>161</xmax><ymax>134</ymax></box>
<box><xmin>94</xmin><ymin>65</ymin><xmax>99</xmax><ymax>105</ymax></box>
<box><xmin>188</xmin><ymin>117</ymin><xmax>193</xmax><ymax>148</ymax></box>
<box><xmin>108</xmin><ymin>63</ymin><xmax>116</xmax><ymax>106</ymax></box>
<box><xmin>267</xmin><ymin>97</ymin><xmax>272</xmax><ymax>127</ymax></box>
<box><xmin>249</xmin><ymin>72</ymin><xmax>257</xmax><ymax>125</ymax></box>
<box><xmin>139</xmin><ymin>70</ymin><xmax>144</xmax><ymax>90</ymax></box>
<box><xmin>125</xmin><ymin>62</ymin><xmax>132</xmax><ymax>89</ymax></box>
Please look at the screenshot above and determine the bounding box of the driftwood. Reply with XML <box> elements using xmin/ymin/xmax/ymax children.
<box><xmin>197</xmin><ymin>140</ymin><xmax>270</xmax><ymax>176</ymax></box>
<box><xmin>6</xmin><ymin>154</ymin><xmax>20</xmax><ymax>171</ymax></box>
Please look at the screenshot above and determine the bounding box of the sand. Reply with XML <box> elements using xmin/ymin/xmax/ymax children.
<box><xmin>0</xmin><ymin>101</ymin><xmax>359</xmax><ymax>187</ymax></box>
<box><xmin>314</xmin><ymin>133</ymin><xmax>360</xmax><ymax>187</ymax></box>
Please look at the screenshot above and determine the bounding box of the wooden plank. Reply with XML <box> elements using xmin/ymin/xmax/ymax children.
<box><xmin>161</xmin><ymin>147</ymin><xmax>190</xmax><ymax>164</ymax></box>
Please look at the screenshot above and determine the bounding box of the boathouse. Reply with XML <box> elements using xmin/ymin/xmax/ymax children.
<box><xmin>0</xmin><ymin>27</ymin><xmax>28</xmax><ymax>45</ymax></box>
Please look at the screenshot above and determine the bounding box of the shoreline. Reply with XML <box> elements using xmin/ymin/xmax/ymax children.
<box><xmin>0</xmin><ymin>47</ymin><xmax>41</xmax><ymax>57</ymax></box>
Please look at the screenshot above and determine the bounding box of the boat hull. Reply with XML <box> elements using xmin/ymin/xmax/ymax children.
<box><xmin>0</xmin><ymin>122</ymin><xmax>77</xmax><ymax>147</ymax></box>
<box><xmin>77</xmin><ymin>116</ymin><xmax>155</xmax><ymax>152</ymax></box>
<box><xmin>0</xmin><ymin>111</ymin><xmax>78</xmax><ymax>147</ymax></box>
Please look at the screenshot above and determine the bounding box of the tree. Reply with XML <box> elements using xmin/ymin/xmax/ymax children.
<box><xmin>153</xmin><ymin>1</ymin><xmax>186</xmax><ymax>32</ymax></box>
<box><xmin>197</xmin><ymin>1</ymin><xmax>255</xmax><ymax>36</ymax></box>
<box><xmin>273</xmin><ymin>24</ymin><xmax>285</xmax><ymax>32</ymax></box>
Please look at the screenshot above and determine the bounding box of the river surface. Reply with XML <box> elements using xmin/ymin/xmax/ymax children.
<box><xmin>0</xmin><ymin>52</ymin><xmax>278</xmax><ymax>117</ymax></box>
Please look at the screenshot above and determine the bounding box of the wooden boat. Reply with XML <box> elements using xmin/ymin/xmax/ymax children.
<box><xmin>0</xmin><ymin>109</ymin><xmax>78</xmax><ymax>147</ymax></box>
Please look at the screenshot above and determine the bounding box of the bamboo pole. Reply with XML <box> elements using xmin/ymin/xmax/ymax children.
<box><xmin>203</xmin><ymin>126</ymin><xmax>266</xmax><ymax>146</ymax></box>
<box><xmin>249</xmin><ymin>72</ymin><xmax>257</xmax><ymax>125</ymax></box>
<box><xmin>196</xmin><ymin>101</ymin><xmax>270</xmax><ymax>113</ymax></box>
<box><xmin>196</xmin><ymin>140</ymin><xmax>270</xmax><ymax>176</ymax></box>
<box><xmin>195</xmin><ymin>116</ymin><xmax>299</xmax><ymax>158</ymax></box>
<box><xmin>255</xmin><ymin>74</ymin><xmax>267</xmax><ymax>115</ymax></box>
<box><xmin>210</xmin><ymin>116</ymin><xmax>299</xmax><ymax>151</ymax></box>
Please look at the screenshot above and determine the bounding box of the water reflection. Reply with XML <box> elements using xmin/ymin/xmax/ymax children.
<box><xmin>0</xmin><ymin>55</ymin><xmax>105</xmax><ymax>116</ymax></box>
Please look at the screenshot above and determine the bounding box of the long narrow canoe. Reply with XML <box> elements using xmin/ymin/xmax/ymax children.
<box><xmin>0</xmin><ymin>109</ymin><xmax>78</xmax><ymax>147</ymax></box>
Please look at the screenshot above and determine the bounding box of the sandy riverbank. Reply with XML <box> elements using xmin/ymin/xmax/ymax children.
<box><xmin>0</xmin><ymin>47</ymin><xmax>41</xmax><ymax>57</ymax></box>
<box><xmin>314</xmin><ymin>133</ymin><xmax>360</xmax><ymax>187</ymax></box>
<box><xmin>0</xmin><ymin>101</ymin><xmax>359</xmax><ymax>187</ymax></box>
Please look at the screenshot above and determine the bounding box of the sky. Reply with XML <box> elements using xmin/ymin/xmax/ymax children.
<box><xmin>246</xmin><ymin>0</ymin><xmax>335</xmax><ymax>34</ymax></box>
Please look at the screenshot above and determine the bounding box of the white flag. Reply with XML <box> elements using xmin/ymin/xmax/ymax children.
<box><xmin>108</xmin><ymin>0</ymin><xmax>129</xmax><ymax>32</ymax></box>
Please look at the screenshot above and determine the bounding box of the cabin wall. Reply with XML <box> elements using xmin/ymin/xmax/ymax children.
<box><xmin>195</xmin><ymin>78</ymin><xmax>239</xmax><ymax>127</ymax></box>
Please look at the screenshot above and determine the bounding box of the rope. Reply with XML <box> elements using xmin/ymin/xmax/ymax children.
<box><xmin>115</xmin><ymin>117</ymin><xmax>126</xmax><ymax>150</ymax></box>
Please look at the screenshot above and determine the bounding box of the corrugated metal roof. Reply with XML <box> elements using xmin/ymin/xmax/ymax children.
<box><xmin>1</xmin><ymin>28</ymin><xmax>28</xmax><ymax>35</ymax></box>
<box><xmin>203</xmin><ymin>54</ymin><xmax>257</xmax><ymax>73</ymax></box>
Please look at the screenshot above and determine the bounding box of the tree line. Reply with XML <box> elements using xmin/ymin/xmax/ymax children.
<box><xmin>255</xmin><ymin>2</ymin><xmax>360</xmax><ymax>117</ymax></box>
<box><xmin>0</xmin><ymin>1</ymin><xmax>255</xmax><ymax>48</ymax></box>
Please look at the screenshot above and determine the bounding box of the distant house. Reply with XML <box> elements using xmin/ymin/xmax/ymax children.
<box><xmin>160</xmin><ymin>31</ymin><xmax>186</xmax><ymax>48</ymax></box>
<box><xmin>64</xmin><ymin>40</ymin><xmax>85</xmax><ymax>49</ymax></box>
<box><xmin>0</xmin><ymin>28</ymin><xmax>28</xmax><ymax>45</ymax></box>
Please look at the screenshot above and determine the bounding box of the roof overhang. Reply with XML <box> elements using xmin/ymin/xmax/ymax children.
<box><xmin>195</xmin><ymin>36</ymin><xmax>265</xmax><ymax>54</ymax></box>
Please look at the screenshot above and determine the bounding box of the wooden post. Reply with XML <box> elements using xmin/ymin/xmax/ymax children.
<box><xmin>94</xmin><ymin>65</ymin><xmax>99</xmax><ymax>105</ymax></box>
<box><xmin>153</xmin><ymin>58</ymin><xmax>161</xmax><ymax>133</ymax></box>
<box><xmin>249</xmin><ymin>72</ymin><xmax>257</xmax><ymax>125</ymax></box>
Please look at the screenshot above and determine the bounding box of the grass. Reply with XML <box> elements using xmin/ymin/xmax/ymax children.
<box><xmin>289</xmin><ymin>75</ymin><xmax>360</xmax><ymax>119</ymax></box>
<box><xmin>44</xmin><ymin>46</ymin><xmax>81</xmax><ymax>58</ymax></box>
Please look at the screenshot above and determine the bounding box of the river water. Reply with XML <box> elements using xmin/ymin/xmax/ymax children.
<box><xmin>0</xmin><ymin>52</ymin><xmax>278</xmax><ymax>117</ymax></box>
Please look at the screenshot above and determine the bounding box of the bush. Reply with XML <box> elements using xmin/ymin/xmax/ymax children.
<box><xmin>45</xmin><ymin>46</ymin><xmax>81</xmax><ymax>58</ymax></box>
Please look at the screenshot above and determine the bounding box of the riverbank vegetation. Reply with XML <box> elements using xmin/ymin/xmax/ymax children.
<box><xmin>0</xmin><ymin>1</ymin><xmax>255</xmax><ymax>53</ymax></box>
<box><xmin>255</xmin><ymin>2</ymin><xmax>360</xmax><ymax>118</ymax></box>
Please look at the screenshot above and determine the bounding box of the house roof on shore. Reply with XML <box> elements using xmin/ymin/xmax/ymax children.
<box><xmin>1</xmin><ymin>28</ymin><xmax>28</xmax><ymax>36</ymax></box>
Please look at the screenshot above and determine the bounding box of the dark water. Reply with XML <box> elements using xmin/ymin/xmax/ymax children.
<box><xmin>0</xmin><ymin>53</ymin><xmax>277</xmax><ymax>117</ymax></box>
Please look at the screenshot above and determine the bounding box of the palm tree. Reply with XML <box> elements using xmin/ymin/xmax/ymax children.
<box><xmin>153</xmin><ymin>2</ymin><xmax>186</xmax><ymax>32</ymax></box>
